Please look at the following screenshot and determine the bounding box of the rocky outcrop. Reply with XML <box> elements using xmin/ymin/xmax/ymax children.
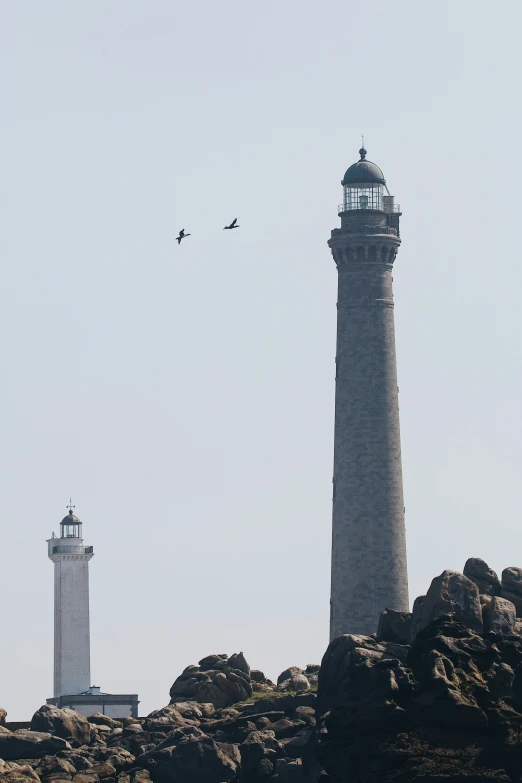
<box><xmin>377</xmin><ymin>608</ymin><xmax>412</xmax><ymax>644</ymax></box>
<box><xmin>464</xmin><ymin>557</ymin><xmax>501</xmax><ymax>596</ymax></box>
<box><xmin>249</xmin><ymin>670</ymin><xmax>275</xmax><ymax>693</ymax></box>
<box><xmin>316</xmin><ymin>559</ymin><xmax>522</xmax><ymax>782</ymax></box>
<box><xmin>0</xmin><ymin>761</ymin><xmax>40</xmax><ymax>783</ymax></box>
<box><xmin>277</xmin><ymin>668</ymin><xmax>310</xmax><ymax>693</ymax></box>
<box><xmin>0</xmin><ymin>656</ymin><xmax>318</xmax><ymax>783</ymax></box>
<box><xmin>408</xmin><ymin>569</ymin><xmax>483</xmax><ymax>642</ymax></box>
<box><xmin>137</xmin><ymin>726</ymin><xmax>240</xmax><ymax>782</ymax></box>
<box><xmin>502</xmin><ymin>567</ymin><xmax>522</xmax><ymax>616</ymax></box>
<box><xmin>483</xmin><ymin>595</ymin><xmax>517</xmax><ymax>635</ymax></box>
<box><xmin>0</xmin><ymin>730</ymin><xmax>71</xmax><ymax>760</ymax></box>
<box><xmin>31</xmin><ymin>705</ymin><xmax>91</xmax><ymax>745</ymax></box>
<box><xmin>317</xmin><ymin>615</ymin><xmax>522</xmax><ymax>781</ymax></box>
<box><xmin>169</xmin><ymin>653</ymin><xmax>252</xmax><ymax>708</ymax></box>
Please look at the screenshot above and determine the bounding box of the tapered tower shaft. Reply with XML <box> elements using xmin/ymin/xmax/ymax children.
<box><xmin>329</xmin><ymin>148</ymin><xmax>409</xmax><ymax>639</ymax></box>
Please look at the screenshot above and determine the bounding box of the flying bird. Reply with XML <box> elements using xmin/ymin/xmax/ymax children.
<box><xmin>223</xmin><ymin>218</ymin><xmax>239</xmax><ymax>230</ymax></box>
<box><xmin>176</xmin><ymin>229</ymin><xmax>191</xmax><ymax>244</ymax></box>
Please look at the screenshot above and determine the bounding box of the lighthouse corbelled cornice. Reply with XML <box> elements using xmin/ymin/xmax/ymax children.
<box><xmin>328</xmin><ymin>146</ymin><xmax>409</xmax><ymax>640</ymax></box>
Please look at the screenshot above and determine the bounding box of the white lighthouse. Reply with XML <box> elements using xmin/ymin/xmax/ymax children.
<box><xmin>47</xmin><ymin>503</ymin><xmax>93</xmax><ymax>697</ymax></box>
<box><xmin>47</xmin><ymin>503</ymin><xmax>138</xmax><ymax>718</ymax></box>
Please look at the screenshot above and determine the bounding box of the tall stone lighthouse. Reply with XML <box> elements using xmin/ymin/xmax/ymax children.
<box><xmin>329</xmin><ymin>146</ymin><xmax>409</xmax><ymax>640</ymax></box>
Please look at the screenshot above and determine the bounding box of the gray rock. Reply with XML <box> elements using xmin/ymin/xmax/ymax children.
<box><xmin>464</xmin><ymin>558</ymin><xmax>501</xmax><ymax>596</ymax></box>
<box><xmin>316</xmin><ymin>633</ymin><xmax>409</xmax><ymax>718</ymax></box>
<box><xmin>31</xmin><ymin>705</ymin><xmax>91</xmax><ymax>745</ymax></box>
<box><xmin>143</xmin><ymin>705</ymin><xmax>193</xmax><ymax>731</ymax></box>
<box><xmin>483</xmin><ymin>596</ymin><xmax>517</xmax><ymax>635</ymax></box>
<box><xmin>0</xmin><ymin>709</ymin><xmax>6</xmax><ymax>727</ymax></box>
<box><xmin>502</xmin><ymin>567</ymin><xmax>522</xmax><ymax>617</ymax></box>
<box><xmin>198</xmin><ymin>654</ymin><xmax>228</xmax><ymax>671</ymax></box>
<box><xmin>36</xmin><ymin>755</ymin><xmax>77</xmax><ymax>779</ymax></box>
<box><xmin>270</xmin><ymin>718</ymin><xmax>307</xmax><ymax>739</ymax></box>
<box><xmin>278</xmin><ymin>673</ymin><xmax>310</xmax><ymax>693</ymax></box>
<box><xmin>377</xmin><ymin>608</ymin><xmax>412</xmax><ymax>644</ymax></box>
<box><xmin>116</xmin><ymin>772</ymin><xmax>150</xmax><ymax>783</ymax></box>
<box><xmin>239</xmin><ymin>731</ymin><xmax>266</xmax><ymax>775</ymax></box>
<box><xmin>139</xmin><ymin>726</ymin><xmax>240</xmax><ymax>782</ymax></box>
<box><xmin>410</xmin><ymin>648</ymin><xmax>487</xmax><ymax>727</ymax></box>
<box><xmin>408</xmin><ymin>595</ymin><xmax>426</xmax><ymax>644</ymax></box>
<box><xmin>169</xmin><ymin>653</ymin><xmax>252</xmax><ymax>708</ymax></box>
<box><xmin>304</xmin><ymin>665</ymin><xmax>320</xmax><ymax>686</ymax></box>
<box><xmin>94</xmin><ymin>749</ymin><xmax>134</xmax><ymax>773</ymax></box>
<box><xmin>250</xmin><ymin>670</ymin><xmax>268</xmax><ymax>683</ymax></box>
<box><xmin>0</xmin><ymin>764</ymin><xmax>40</xmax><ymax>783</ymax></box>
<box><xmin>486</xmin><ymin>662</ymin><xmax>515</xmax><ymax>699</ymax></box>
<box><xmin>89</xmin><ymin>762</ymin><xmax>116</xmax><ymax>780</ymax></box>
<box><xmin>227</xmin><ymin>652</ymin><xmax>250</xmax><ymax>676</ymax></box>
<box><xmin>281</xmin><ymin>730</ymin><xmax>313</xmax><ymax>759</ymax></box>
<box><xmin>408</xmin><ymin>571</ymin><xmax>482</xmax><ymax>642</ymax></box>
<box><xmin>71</xmin><ymin>774</ymin><xmax>98</xmax><ymax>783</ymax></box>
<box><xmin>277</xmin><ymin>667</ymin><xmax>304</xmax><ymax>685</ymax></box>
<box><xmin>294</xmin><ymin>706</ymin><xmax>316</xmax><ymax>726</ymax></box>
<box><xmin>0</xmin><ymin>731</ymin><xmax>71</xmax><ymax>761</ymax></box>
<box><xmin>88</xmin><ymin>714</ymin><xmax>122</xmax><ymax>730</ymax></box>
<box><xmin>275</xmin><ymin>758</ymin><xmax>305</xmax><ymax>782</ymax></box>
<box><xmin>166</xmin><ymin>701</ymin><xmax>214</xmax><ymax>720</ymax></box>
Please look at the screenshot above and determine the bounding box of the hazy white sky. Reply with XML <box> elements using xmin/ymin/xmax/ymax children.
<box><xmin>1</xmin><ymin>0</ymin><xmax>522</xmax><ymax>720</ymax></box>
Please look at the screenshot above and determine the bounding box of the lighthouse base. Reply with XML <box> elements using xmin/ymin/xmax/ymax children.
<box><xmin>47</xmin><ymin>688</ymin><xmax>139</xmax><ymax>718</ymax></box>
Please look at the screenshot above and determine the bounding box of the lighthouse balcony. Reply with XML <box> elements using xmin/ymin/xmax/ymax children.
<box><xmin>51</xmin><ymin>545</ymin><xmax>93</xmax><ymax>555</ymax></box>
<box><xmin>338</xmin><ymin>202</ymin><xmax>400</xmax><ymax>214</ymax></box>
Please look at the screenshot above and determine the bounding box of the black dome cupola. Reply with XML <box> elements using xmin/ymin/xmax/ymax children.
<box><xmin>60</xmin><ymin>501</ymin><xmax>82</xmax><ymax>538</ymax></box>
<box><xmin>340</xmin><ymin>146</ymin><xmax>392</xmax><ymax>213</ymax></box>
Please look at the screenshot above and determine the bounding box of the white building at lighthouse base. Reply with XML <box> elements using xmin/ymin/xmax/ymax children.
<box><xmin>47</xmin><ymin>688</ymin><xmax>139</xmax><ymax>719</ymax></box>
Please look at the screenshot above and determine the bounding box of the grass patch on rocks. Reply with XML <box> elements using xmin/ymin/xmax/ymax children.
<box><xmin>231</xmin><ymin>683</ymin><xmax>318</xmax><ymax>709</ymax></box>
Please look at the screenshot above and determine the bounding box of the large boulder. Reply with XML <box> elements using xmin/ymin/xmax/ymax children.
<box><xmin>304</xmin><ymin>664</ymin><xmax>320</xmax><ymax>686</ymax></box>
<box><xmin>464</xmin><ymin>558</ymin><xmax>501</xmax><ymax>596</ymax></box>
<box><xmin>408</xmin><ymin>570</ymin><xmax>482</xmax><ymax>642</ymax></box>
<box><xmin>0</xmin><ymin>763</ymin><xmax>40</xmax><ymax>783</ymax></box>
<box><xmin>316</xmin><ymin>633</ymin><xmax>409</xmax><ymax>719</ymax></box>
<box><xmin>277</xmin><ymin>667</ymin><xmax>312</xmax><ymax>693</ymax></box>
<box><xmin>483</xmin><ymin>596</ymin><xmax>517</xmax><ymax>635</ymax></box>
<box><xmin>277</xmin><ymin>667</ymin><xmax>304</xmax><ymax>685</ymax></box>
<box><xmin>377</xmin><ymin>608</ymin><xmax>412</xmax><ymax>644</ymax></box>
<box><xmin>0</xmin><ymin>731</ymin><xmax>71</xmax><ymax>760</ymax></box>
<box><xmin>35</xmin><ymin>755</ymin><xmax>77</xmax><ymax>780</ymax></box>
<box><xmin>143</xmin><ymin>705</ymin><xmax>194</xmax><ymax>732</ymax></box>
<box><xmin>169</xmin><ymin>653</ymin><xmax>252</xmax><ymax>708</ymax></box>
<box><xmin>88</xmin><ymin>713</ymin><xmax>122</xmax><ymax>730</ymax></box>
<box><xmin>227</xmin><ymin>652</ymin><xmax>250</xmax><ymax>676</ymax></box>
<box><xmin>407</xmin><ymin>596</ymin><xmax>426</xmax><ymax>644</ymax></box>
<box><xmin>0</xmin><ymin>708</ymin><xmax>6</xmax><ymax>726</ymax></box>
<box><xmin>502</xmin><ymin>567</ymin><xmax>522</xmax><ymax>616</ymax></box>
<box><xmin>31</xmin><ymin>705</ymin><xmax>91</xmax><ymax>745</ymax></box>
<box><xmin>137</xmin><ymin>726</ymin><xmax>240</xmax><ymax>782</ymax></box>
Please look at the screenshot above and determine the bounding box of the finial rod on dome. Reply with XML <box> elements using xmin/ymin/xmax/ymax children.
<box><xmin>359</xmin><ymin>136</ymin><xmax>367</xmax><ymax>160</ymax></box>
<box><xmin>66</xmin><ymin>497</ymin><xmax>75</xmax><ymax>514</ymax></box>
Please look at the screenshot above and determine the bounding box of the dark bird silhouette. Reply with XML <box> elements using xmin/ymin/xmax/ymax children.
<box><xmin>223</xmin><ymin>218</ymin><xmax>239</xmax><ymax>230</ymax></box>
<box><xmin>176</xmin><ymin>229</ymin><xmax>191</xmax><ymax>244</ymax></box>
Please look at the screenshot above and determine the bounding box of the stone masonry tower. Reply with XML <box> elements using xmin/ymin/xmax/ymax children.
<box><xmin>47</xmin><ymin>503</ymin><xmax>93</xmax><ymax>697</ymax></box>
<box><xmin>329</xmin><ymin>146</ymin><xmax>409</xmax><ymax>640</ymax></box>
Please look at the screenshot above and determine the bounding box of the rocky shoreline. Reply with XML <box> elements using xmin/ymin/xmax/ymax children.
<box><xmin>4</xmin><ymin>558</ymin><xmax>522</xmax><ymax>781</ymax></box>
